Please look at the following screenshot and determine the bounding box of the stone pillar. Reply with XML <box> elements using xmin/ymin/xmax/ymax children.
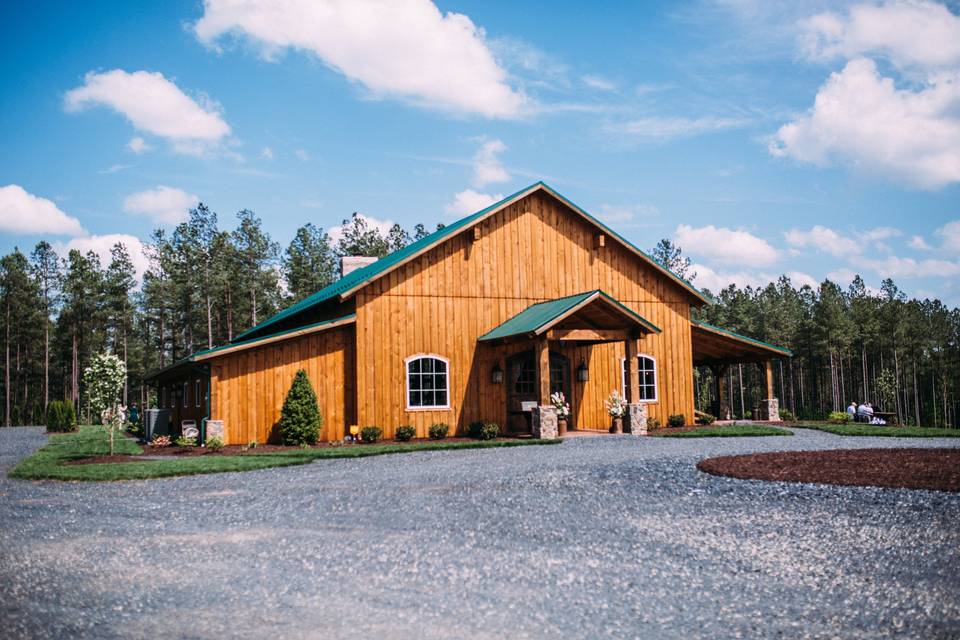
<box><xmin>758</xmin><ymin>398</ymin><xmax>780</xmax><ymax>422</ymax></box>
<box><xmin>625</xmin><ymin>403</ymin><xmax>648</xmax><ymax>436</ymax></box>
<box><xmin>532</xmin><ymin>405</ymin><xmax>558</xmax><ymax>439</ymax></box>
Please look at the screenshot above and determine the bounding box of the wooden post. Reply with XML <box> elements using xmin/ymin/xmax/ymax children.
<box><xmin>625</xmin><ymin>337</ymin><xmax>639</xmax><ymax>403</ymax></box>
<box><xmin>537</xmin><ymin>336</ymin><xmax>550</xmax><ymax>406</ymax></box>
<box><xmin>764</xmin><ymin>360</ymin><xmax>775</xmax><ymax>399</ymax></box>
<box><xmin>709</xmin><ymin>364</ymin><xmax>729</xmax><ymax>419</ymax></box>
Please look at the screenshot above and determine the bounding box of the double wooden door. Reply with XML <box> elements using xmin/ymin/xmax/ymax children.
<box><xmin>506</xmin><ymin>350</ymin><xmax>570</xmax><ymax>433</ymax></box>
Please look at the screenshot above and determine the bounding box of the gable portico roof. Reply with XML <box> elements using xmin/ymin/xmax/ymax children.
<box><xmin>478</xmin><ymin>290</ymin><xmax>661</xmax><ymax>342</ymax></box>
<box><xmin>234</xmin><ymin>181</ymin><xmax>709</xmax><ymax>342</ymax></box>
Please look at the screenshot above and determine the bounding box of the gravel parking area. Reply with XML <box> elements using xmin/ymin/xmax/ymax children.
<box><xmin>2</xmin><ymin>426</ymin><xmax>959</xmax><ymax>639</ymax></box>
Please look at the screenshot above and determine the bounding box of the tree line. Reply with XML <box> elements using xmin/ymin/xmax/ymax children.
<box><xmin>1</xmin><ymin>220</ymin><xmax>956</xmax><ymax>428</ymax></box>
<box><xmin>0</xmin><ymin>204</ymin><xmax>443</xmax><ymax>425</ymax></box>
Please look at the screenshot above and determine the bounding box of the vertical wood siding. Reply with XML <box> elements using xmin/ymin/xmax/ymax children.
<box><xmin>208</xmin><ymin>324</ymin><xmax>355</xmax><ymax>444</ymax></box>
<box><xmin>355</xmin><ymin>191</ymin><xmax>695</xmax><ymax>437</ymax></box>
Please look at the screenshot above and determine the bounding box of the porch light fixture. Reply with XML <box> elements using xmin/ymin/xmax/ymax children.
<box><xmin>491</xmin><ymin>362</ymin><xmax>504</xmax><ymax>384</ymax></box>
<box><xmin>576</xmin><ymin>359</ymin><xmax>589</xmax><ymax>382</ymax></box>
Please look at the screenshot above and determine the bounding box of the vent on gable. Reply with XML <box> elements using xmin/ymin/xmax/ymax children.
<box><xmin>341</xmin><ymin>256</ymin><xmax>378</xmax><ymax>278</ymax></box>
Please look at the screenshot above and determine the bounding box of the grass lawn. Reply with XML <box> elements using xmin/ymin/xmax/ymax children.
<box><xmin>797</xmin><ymin>422</ymin><xmax>960</xmax><ymax>437</ymax></box>
<box><xmin>9</xmin><ymin>426</ymin><xmax>562</xmax><ymax>482</ymax></box>
<box><xmin>650</xmin><ymin>424</ymin><xmax>792</xmax><ymax>438</ymax></box>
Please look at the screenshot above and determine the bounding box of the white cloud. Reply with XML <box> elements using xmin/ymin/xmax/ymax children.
<box><xmin>786</xmin><ymin>270</ymin><xmax>819</xmax><ymax>289</ymax></box>
<box><xmin>56</xmin><ymin>234</ymin><xmax>149</xmax><ymax>281</ymax></box>
<box><xmin>936</xmin><ymin>220</ymin><xmax>960</xmax><ymax>253</ymax></box>
<box><xmin>582</xmin><ymin>74</ymin><xmax>616</xmax><ymax>91</ymax></box>
<box><xmin>444</xmin><ymin>189</ymin><xmax>503</xmax><ymax>216</ymax></box>
<box><xmin>609</xmin><ymin>116</ymin><xmax>747</xmax><ymax>141</ymax></box>
<box><xmin>260</xmin><ymin>146</ymin><xmax>275</xmax><ymax>160</ymax></box>
<box><xmin>691</xmin><ymin>263</ymin><xmax>769</xmax><ymax>291</ymax></box>
<box><xmin>194</xmin><ymin>0</ymin><xmax>526</xmax><ymax>118</ymax></box>
<box><xmin>98</xmin><ymin>163</ymin><xmax>133</xmax><ymax>175</ymax></box>
<box><xmin>65</xmin><ymin>69</ymin><xmax>231</xmax><ymax>155</ymax></box>
<box><xmin>471</xmin><ymin>139</ymin><xmax>509</xmax><ymax>187</ymax></box>
<box><xmin>908</xmin><ymin>235</ymin><xmax>933</xmax><ymax>250</ymax></box>
<box><xmin>675</xmin><ymin>224</ymin><xmax>778</xmax><ymax>267</ymax></box>
<box><xmin>863</xmin><ymin>226</ymin><xmax>901</xmax><ymax>242</ymax></box>
<box><xmin>801</xmin><ymin>1</ymin><xmax>960</xmax><ymax>71</ymax></box>
<box><xmin>0</xmin><ymin>184</ymin><xmax>85</xmax><ymax>236</ymax></box>
<box><xmin>122</xmin><ymin>186</ymin><xmax>200</xmax><ymax>225</ymax></box>
<box><xmin>327</xmin><ymin>212</ymin><xmax>396</xmax><ymax>245</ymax></box>
<box><xmin>851</xmin><ymin>254</ymin><xmax>960</xmax><ymax>278</ymax></box>
<box><xmin>770</xmin><ymin>58</ymin><xmax>960</xmax><ymax>189</ymax></box>
<box><xmin>827</xmin><ymin>267</ymin><xmax>858</xmax><ymax>283</ymax></box>
<box><xmin>294</xmin><ymin>149</ymin><xmax>309</xmax><ymax>162</ymax></box>
<box><xmin>596</xmin><ymin>203</ymin><xmax>660</xmax><ymax>224</ymax></box>
<box><xmin>784</xmin><ymin>225</ymin><xmax>859</xmax><ymax>257</ymax></box>
<box><xmin>127</xmin><ymin>136</ymin><xmax>150</xmax><ymax>154</ymax></box>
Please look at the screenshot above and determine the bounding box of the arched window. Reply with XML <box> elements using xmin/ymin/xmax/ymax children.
<box><xmin>621</xmin><ymin>354</ymin><xmax>658</xmax><ymax>402</ymax></box>
<box><xmin>406</xmin><ymin>355</ymin><xmax>450</xmax><ymax>409</ymax></box>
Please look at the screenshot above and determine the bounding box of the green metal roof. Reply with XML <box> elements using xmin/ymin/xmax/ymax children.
<box><xmin>235</xmin><ymin>181</ymin><xmax>709</xmax><ymax>342</ymax></box>
<box><xmin>478</xmin><ymin>290</ymin><xmax>661</xmax><ymax>341</ymax></box>
<box><xmin>691</xmin><ymin>320</ymin><xmax>793</xmax><ymax>357</ymax></box>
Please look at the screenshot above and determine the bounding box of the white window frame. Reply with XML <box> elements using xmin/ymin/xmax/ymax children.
<box><xmin>620</xmin><ymin>354</ymin><xmax>658</xmax><ymax>403</ymax></box>
<box><xmin>183</xmin><ymin>382</ymin><xmax>189</xmax><ymax>408</ymax></box>
<box><xmin>195</xmin><ymin>379</ymin><xmax>202</xmax><ymax>408</ymax></box>
<box><xmin>404</xmin><ymin>354</ymin><xmax>451</xmax><ymax>411</ymax></box>
<box><xmin>162</xmin><ymin>387</ymin><xmax>168</xmax><ymax>409</ymax></box>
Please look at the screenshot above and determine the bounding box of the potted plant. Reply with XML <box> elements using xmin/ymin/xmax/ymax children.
<box><xmin>605</xmin><ymin>390</ymin><xmax>625</xmax><ymax>433</ymax></box>
<box><xmin>551</xmin><ymin>391</ymin><xmax>571</xmax><ymax>436</ymax></box>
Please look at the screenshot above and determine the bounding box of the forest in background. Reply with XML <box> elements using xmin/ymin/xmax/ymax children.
<box><xmin>1</xmin><ymin>207</ymin><xmax>957</xmax><ymax>427</ymax></box>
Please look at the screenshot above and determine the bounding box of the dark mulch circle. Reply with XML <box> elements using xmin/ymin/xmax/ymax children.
<box><xmin>697</xmin><ymin>448</ymin><xmax>960</xmax><ymax>492</ymax></box>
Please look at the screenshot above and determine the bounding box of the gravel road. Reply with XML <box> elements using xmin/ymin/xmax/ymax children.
<box><xmin>1</xmin><ymin>426</ymin><xmax>958</xmax><ymax>639</ymax></box>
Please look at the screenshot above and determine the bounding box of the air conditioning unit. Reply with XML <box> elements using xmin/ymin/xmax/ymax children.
<box><xmin>145</xmin><ymin>409</ymin><xmax>170</xmax><ymax>441</ymax></box>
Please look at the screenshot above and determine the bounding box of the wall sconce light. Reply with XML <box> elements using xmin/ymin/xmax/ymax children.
<box><xmin>491</xmin><ymin>362</ymin><xmax>504</xmax><ymax>384</ymax></box>
<box><xmin>576</xmin><ymin>359</ymin><xmax>589</xmax><ymax>382</ymax></box>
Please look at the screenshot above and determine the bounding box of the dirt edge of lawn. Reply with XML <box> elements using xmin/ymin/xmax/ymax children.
<box><xmin>9</xmin><ymin>426</ymin><xmax>563</xmax><ymax>482</ymax></box>
<box><xmin>697</xmin><ymin>448</ymin><xmax>960</xmax><ymax>492</ymax></box>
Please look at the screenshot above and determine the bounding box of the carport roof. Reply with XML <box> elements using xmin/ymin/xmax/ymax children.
<box><xmin>692</xmin><ymin>320</ymin><xmax>792</xmax><ymax>365</ymax></box>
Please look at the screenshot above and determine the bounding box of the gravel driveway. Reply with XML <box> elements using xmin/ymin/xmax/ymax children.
<box><xmin>2</xmin><ymin>426</ymin><xmax>958</xmax><ymax>639</ymax></box>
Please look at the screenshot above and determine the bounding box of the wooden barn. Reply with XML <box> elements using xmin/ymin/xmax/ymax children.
<box><xmin>146</xmin><ymin>182</ymin><xmax>791</xmax><ymax>444</ymax></box>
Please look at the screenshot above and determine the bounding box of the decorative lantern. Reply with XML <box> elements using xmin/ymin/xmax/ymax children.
<box><xmin>491</xmin><ymin>362</ymin><xmax>504</xmax><ymax>384</ymax></box>
<box><xmin>576</xmin><ymin>359</ymin><xmax>589</xmax><ymax>382</ymax></box>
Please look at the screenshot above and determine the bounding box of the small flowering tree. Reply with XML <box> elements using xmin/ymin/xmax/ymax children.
<box><xmin>550</xmin><ymin>391</ymin><xmax>571</xmax><ymax>419</ymax></box>
<box><xmin>83</xmin><ymin>353</ymin><xmax>126</xmax><ymax>455</ymax></box>
<box><xmin>605</xmin><ymin>390</ymin><xmax>626</xmax><ymax>418</ymax></box>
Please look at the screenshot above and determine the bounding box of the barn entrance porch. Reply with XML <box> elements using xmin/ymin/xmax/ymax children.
<box><xmin>478</xmin><ymin>290</ymin><xmax>661</xmax><ymax>438</ymax></box>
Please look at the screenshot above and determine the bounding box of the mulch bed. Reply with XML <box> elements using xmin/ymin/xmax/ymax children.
<box><xmin>698</xmin><ymin>448</ymin><xmax>960</xmax><ymax>492</ymax></box>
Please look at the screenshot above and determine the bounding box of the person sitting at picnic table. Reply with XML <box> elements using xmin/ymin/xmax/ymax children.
<box><xmin>847</xmin><ymin>401</ymin><xmax>858</xmax><ymax>421</ymax></box>
<box><xmin>857</xmin><ymin>402</ymin><xmax>873</xmax><ymax>422</ymax></box>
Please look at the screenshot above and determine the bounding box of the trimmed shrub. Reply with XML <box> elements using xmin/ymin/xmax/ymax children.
<box><xmin>696</xmin><ymin>413</ymin><xmax>716</xmax><ymax>425</ymax></box>
<box><xmin>45</xmin><ymin>400</ymin><xmax>77</xmax><ymax>433</ymax></box>
<box><xmin>278</xmin><ymin>369</ymin><xmax>323</xmax><ymax>446</ymax></box>
<box><xmin>647</xmin><ymin>417</ymin><xmax>661</xmax><ymax>430</ymax></box>
<box><xmin>466</xmin><ymin>420</ymin><xmax>485</xmax><ymax>439</ymax></box>
<box><xmin>667</xmin><ymin>414</ymin><xmax>686</xmax><ymax>428</ymax></box>
<box><xmin>478</xmin><ymin>422</ymin><xmax>499</xmax><ymax>440</ymax></box>
<box><xmin>174</xmin><ymin>436</ymin><xmax>197</xmax><ymax>447</ymax></box>
<box><xmin>205</xmin><ymin>436</ymin><xmax>224</xmax><ymax>452</ymax></box>
<box><xmin>428</xmin><ymin>423</ymin><xmax>449</xmax><ymax>440</ymax></box>
<box><xmin>360</xmin><ymin>426</ymin><xmax>382</xmax><ymax>443</ymax></box>
<box><xmin>395</xmin><ymin>425</ymin><xmax>415</xmax><ymax>442</ymax></box>
<box><xmin>828</xmin><ymin>411</ymin><xmax>850</xmax><ymax>424</ymax></box>
<box><xmin>151</xmin><ymin>434</ymin><xmax>171</xmax><ymax>447</ymax></box>
<box><xmin>778</xmin><ymin>408</ymin><xmax>796</xmax><ymax>422</ymax></box>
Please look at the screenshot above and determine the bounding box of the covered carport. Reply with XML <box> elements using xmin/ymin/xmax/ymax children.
<box><xmin>691</xmin><ymin>320</ymin><xmax>792</xmax><ymax>421</ymax></box>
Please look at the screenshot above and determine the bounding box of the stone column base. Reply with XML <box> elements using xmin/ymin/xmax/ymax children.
<box><xmin>532</xmin><ymin>405</ymin><xmax>558</xmax><ymax>439</ymax></box>
<box><xmin>758</xmin><ymin>398</ymin><xmax>780</xmax><ymax>422</ymax></box>
<box><xmin>626</xmin><ymin>403</ymin><xmax>648</xmax><ymax>436</ymax></box>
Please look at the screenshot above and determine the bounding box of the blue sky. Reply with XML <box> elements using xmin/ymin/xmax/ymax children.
<box><xmin>1</xmin><ymin>0</ymin><xmax>958</xmax><ymax>304</ymax></box>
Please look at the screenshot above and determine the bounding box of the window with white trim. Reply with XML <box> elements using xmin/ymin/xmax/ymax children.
<box><xmin>621</xmin><ymin>354</ymin><xmax>658</xmax><ymax>402</ymax></box>
<box><xmin>183</xmin><ymin>382</ymin><xmax>189</xmax><ymax>408</ymax></box>
<box><xmin>162</xmin><ymin>387</ymin><xmax>168</xmax><ymax>409</ymax></box>
<box><xmin>406</xmin><ymin>355</ymin><xmax>449</xmax><ymax>409</ymax></box>
<box><xmin>195</xmin><ymin>380</ymin><xmax>202</xmax><ymax>408</ymax></box>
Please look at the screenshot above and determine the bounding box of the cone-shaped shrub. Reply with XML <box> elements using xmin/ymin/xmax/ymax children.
<box><xmin>278</xmin><ymin>369</ymin><xmax>323</xmax><ymax>446</ymax></box>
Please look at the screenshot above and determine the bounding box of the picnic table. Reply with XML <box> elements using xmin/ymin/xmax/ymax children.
<box><xmin>872</xmin><ymin>411</ymin><xmax>898</xmax><ymax>425</ymax></box>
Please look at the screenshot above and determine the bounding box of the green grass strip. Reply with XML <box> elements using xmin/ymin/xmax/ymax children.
<box><xmin>797</xmin><ymin>422</ymin><xmax>960</xmax><ymax>437</ymax></box>
<box><xmin>651</xmin><ymin>425</ymin><xmax>793</xmax><ymax>438</ymax></box>
<box><xmin>8</xmin><ymin>426</ymin><xmax>562</xmax><ymax>482</ymax></box>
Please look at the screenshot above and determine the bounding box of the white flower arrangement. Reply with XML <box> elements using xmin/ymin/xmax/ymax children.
<box><xmin>605</xmin><ymin>390</ymin><xmax>626</xmax><ymax>418</ymax></box>
<box><xmin>550</xmin><ymin>391</ymin><xmax>571</xmax><ymax>419</ymax></box>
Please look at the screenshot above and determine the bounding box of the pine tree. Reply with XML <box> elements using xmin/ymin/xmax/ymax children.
<box><xmin>29</xmin><ymin>241</ymin><xmax>61</xmax><ymax>412</ymax></box>
<box><xmin>277</xmin><ymin>369</ymin><xmax>322</xmax><ymax>445</ymax></box>
<box><xmin>650</xmin><ymin>238</ymin><xmax>696</xmax><ymax>281</ymax></box>
<box><xmin>336</xmin><ymin>212</ymin><xmax>390</xmax><ymax>258</ymax></box>
<box><xmin>283</xmin><ymin>223</ymin><xmax>337</xmax><ymax>302</ymax></box>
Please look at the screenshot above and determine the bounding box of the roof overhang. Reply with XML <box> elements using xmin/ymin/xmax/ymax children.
<box><xmin>692</xmin><ymin>320</ymin><xmax>792</xmax><ymax>366</ymax></box>
<box><xmin>479</xmin><ymin>290</ymin><xmax>661</xmax><ymax>344</ymax></box>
